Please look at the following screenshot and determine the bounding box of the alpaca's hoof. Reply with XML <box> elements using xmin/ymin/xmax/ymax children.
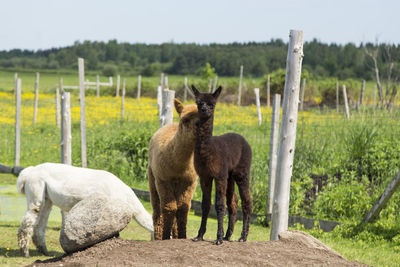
<box><xmin>21</xmin><ymin>248</ymin><xmax>30</xmax><ymax>258</ymax></box>
<box><xmin>238</xmin><ymin>237</ymin><xmax>247</xmax><ymax>242</ymax></box>
<box><xmin>192</xmin><ymin>236</ymin><xmax>203</xmax><ymax>242</ymax></box>
<box><xmin>215</xmin><ymin>239</ymin><xmax>223</xmax><ymax>245</ymax></box>
<box><xmin>37</xmin><ymin>246</ymin><xmax>50</xmax><ymax>256</ymax></box>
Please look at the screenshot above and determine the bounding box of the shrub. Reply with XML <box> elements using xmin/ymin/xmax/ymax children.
<box><xmin>102</xmin><ymin>63</ymin><xmax>118</xmax><ymax>76</ymax></box>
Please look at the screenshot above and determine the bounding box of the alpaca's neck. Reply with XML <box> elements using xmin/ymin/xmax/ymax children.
<box><xmin>170</xmin><ymin>124</ymin><xmax>196</xmax><ymax>159</ymax></box>
<box><xmin>196</xmin><ymin>115</ymin><xmax>214</xmax><ymax>144</ymax></box>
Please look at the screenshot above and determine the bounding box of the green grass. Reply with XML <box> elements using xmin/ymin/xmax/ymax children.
<box><xmin>1</xmin><ymin>202</ymin><xmax>399</xmax><ymax>266</ymax></box>
<box><xmin>1</xmin><ymin>175</ymin><xmax>399</xmax><ymax>266</ymax></box>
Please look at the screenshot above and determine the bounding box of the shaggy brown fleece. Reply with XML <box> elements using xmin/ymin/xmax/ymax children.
<box><xmin>148</xmin><ymin>99</ymin><xmax>199</xmax><ymax>240</ymax></box>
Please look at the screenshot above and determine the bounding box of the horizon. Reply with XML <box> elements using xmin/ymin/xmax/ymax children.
<box><xmin>1</xmin><ymin>0</ymin><xmax>399</xmax><ymax>51</ymax></box>
<box><xmin>0</xmin><ymin>38</ymin><xmax>386</xmax><ymax>53</ymax></box>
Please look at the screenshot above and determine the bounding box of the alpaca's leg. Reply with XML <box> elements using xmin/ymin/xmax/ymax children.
<box><xmin>193</xmin><ymin>178</ymin><xmax>212</xmax><ymax>242</ymax></box>
<box><xmin>176</xmin><ymin>181</ymin><xmax>197</xmax><ymax>239</ymax></box>
<box><xmin>157</xmin><ymin>180</ymin><xmax>177</xmax><ymax>240</ymax></box>
<box><xmin>32</xmin><ymin>198</ymin><xmax>52</xmax><ymax>256</ymax></box>
<box><xmin>224</xmin><ymin>177</ymin><xmax>238</xmax><ymax>241</ymax></box>
<box><xmin>214</xmin><ymin>177</ymin><xmax>228</xmax><ymax>245</ymax></box>
<box><xmin>148</xmin><ymin>167</ymin><xmax>162</xmax><ymax>240</ymax></box>
<box><xmin>172</xmin><ymin>217</ymin><xmax>178</xmax><ymax>238</ymax></box>
<box><xmin>235</xmin><ymin>172</ymin><xmax>252</xmax><ymax>242</ymax></box>
<box><xmin>18</xmin><ymin>181</ymin><xmax>46</xmax><ymax>257</ymax></box>
<box><xmin>18</xmin><ymin>210</ymin><xmax>38</xmax><ymax>257</ymax></box>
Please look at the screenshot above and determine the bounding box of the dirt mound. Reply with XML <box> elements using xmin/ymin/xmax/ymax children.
<box><xmin>29</xmin><ymin>231</ymin><xmax>368</xmax><ymax>267</ymax></box>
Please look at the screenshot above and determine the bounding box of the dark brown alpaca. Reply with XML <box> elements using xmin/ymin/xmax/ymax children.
<box><xmin>191</xmin><ymin>85</ymin><xmax>252</xmax><ymax>245</ymax></box>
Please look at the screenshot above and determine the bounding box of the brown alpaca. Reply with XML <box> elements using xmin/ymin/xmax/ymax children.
<box><xmin>148</xmin><ymin>99</ymin><xmax>198</xmax><ymax>240</ymax></box>
<box><xmin>191</xmin><ymin>85</ymin><xmax>252</xmax><ymax>245</ymax></box>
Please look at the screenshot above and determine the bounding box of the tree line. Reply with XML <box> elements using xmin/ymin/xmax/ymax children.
<box><xmin>0</xmin><ymin>39</ymin><xmax>399</xmax><ymax>81</ymax></box>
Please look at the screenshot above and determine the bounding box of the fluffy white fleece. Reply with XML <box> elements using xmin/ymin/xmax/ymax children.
<box><xmin>17</xmin><ymin>162</ymin><xmax>154</xmax><ymax>257</ymax></box>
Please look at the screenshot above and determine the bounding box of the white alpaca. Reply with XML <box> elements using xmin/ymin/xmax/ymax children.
<box><xmin>17</xmin><ymin>162</ymin><xmax>154</xmax><ymax>257</ymax></box>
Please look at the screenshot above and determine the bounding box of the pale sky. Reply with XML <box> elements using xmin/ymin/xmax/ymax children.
<box><xmin>1</xmin><ymin>0</ymin><xmax>399</xmax><ymax>51</ymax></box>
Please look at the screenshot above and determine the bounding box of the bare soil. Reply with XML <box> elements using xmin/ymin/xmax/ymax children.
<box><xmin>29</xmin><ymin>231</ymin><xmax>368</xmax><ymax>267</ymax></box>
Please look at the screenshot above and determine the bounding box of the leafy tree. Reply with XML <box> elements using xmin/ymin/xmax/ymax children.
<box><xmin>198</xmin><ymin>62</ymin><xmax>216</xmax><ymax>80</ymax></box>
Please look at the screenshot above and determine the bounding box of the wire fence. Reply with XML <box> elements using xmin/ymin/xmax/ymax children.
<box><xmin>1</xmin><ymin>90</ymin><xmax>400</xmax><ymax>223</ymax></box>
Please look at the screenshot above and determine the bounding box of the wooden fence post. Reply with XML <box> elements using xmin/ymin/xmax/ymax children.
<box><xmin>116</xmin><ymin>75</ymin><xmax>120</xmax><ymax>97</ymax></box>
<box><xmin>184</xmin><ymin>77</ymin><xmax>188</xmax><ymax>102</ymax></box>
<box><xmin>361</xmin><ymin>170</ymin><xmax>400</xmax><ymax>224</ymax></box>
<box><xmin>14</xmin><ymin>73</ymin><xmax>18</xmax><ymax>96</ymax></box>
<box><xmin>14</xmin><ymin>78</ymin><xmax>21</xmax><ymax>166</ymax></box>
<box><xmin>300</xmin><ymin>77</ymin><xmax>306</xmax><ymax>111</ymax></box>
<box><xmin>254</xmin><ymin>88</ymin><xmax>262</xmax><ymax>126</ymax></box>
<box><xmin>61</xmin><ymin>92</ymin><xmax>72</xmax><ymax>165</ymax></box>
<box><xmin>208</xmin><ymin>78</ymin><xmax>212</xmax><ymax>92</ymax></box>
<box><xmin>160</xmin><ymin>73</ymin><xmax>164</xmax><ymax>89</ymax></box>
<box><xmin>238</xmin><ymin>65</ymin><xmax>243</xmax><ymax>106</ymax></box>
<box><xmin>96</xmin><ymin>75</ymin><xmax>100</xmax><ymax>97</ymax></box>
<box><xmin>360</xmin><ymin>80</ymin><xmax>365</xmax><ymax>107</ymax></box>
<box><xmin>266</xmin><ymin>74</ymin><xmax>271</xmax><ymax>108</ymax></box>
<box><xmin>342</xmin><ymin>85</ymin><xmax>350</xmax><ymax>119</ymax></box>
<box><xmin>33</xmin><ymin>72</ymin><xmax>40</xmax><ymax>125</ymax></box>
<box><xmin>137</xmin><ymin>75</ymin><xmax>142</xmax><ymax>100</ymax></box>
<box><xmin>164</xmin><ymin>76</ymin><xmax>169</xmax><ymax>89</ymax></box>
<box><xmin>270</xmin><ymin>30</ymin><xmax>304</xmax><ymax>241</ymax></box>
<box><xmin>121</xmin><ymin>78</ymin><xmax>126</xmax><ymax>121</ymax></box>
<box><xmin>267</xmin><ymin>94</ymin><xmax>281</xmax><ymax>216</ymax></box>
<box><xmin>56</xmin><ymin>79</ymin><xmax>61</xmax><ymax>128</ymax></box>
<box><xmin>159</xmin><ymin>89</ymin><xmax>175</xmax><ymax>127</ymax></box>
<box><xmin>78</xmin><ymin>58</ymin><xmax>87</xmax><ymax>168</ymax></box>
<box><xmin>336</xmin><ymin>81</ymin><xmax>339</xmax><ymax>112</ymax></box>
<box><xmin>212</xmin><ymin>76</ymin><xmax>218</xmax><ymax>93</ymax></box>
<box><xmin>373</xmin><ymin>84</ymin><xmax>377</xmax><ymax>107</ymax></box>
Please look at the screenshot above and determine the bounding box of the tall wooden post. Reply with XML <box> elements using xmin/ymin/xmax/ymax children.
<box><xmin>14</xmin><ymin>73</ymin><xmax>18</xmax><ymax>96</ymax></box>
<box><xmin>343</xmin><ymin>85</ymin><xmax>350</xmax><ymax>119</ymax></box>
<box><xmin>336</xmin><ymin>81</ymin><xmax>339</xmax><ymax>112</ymax></box>
<box><xmin>61</xmin><ymin>92</ymin><xmax>72</xmax><ymax>165</ymax></box>
<box><xmin>56</xmin><ymin>78</ymin><xmax>62</xmax><ymax>128</ymax></box>
<box><xmin>96</xmin><ymin>75</ymin><xmax>100</xmax><ymax>97</ymax></box>
<box><xmin>300</xmin><ymin>78</ymin><xmax>306</xmax><ymax>111</ymax></box>
<box><xmin>212</xmin><ymin>76</ymin><xmax>218</xmax><ymax>93</ymax></box>
<box><xmin>157</xmin><ymin>86</ymin><xmax>162</xmax><ymax>117</ymax></box>
<box><xmin>266</xmin><ymin>74</ymin><xmax>271</xmax><ymax>108</ymax></box>
<box><xmin>238</xmin><ymin>65</ymin><xmax>243</xmax><ymax>106</ymax></box>
<box><xmin>116</xmin><ymin>75</ymin><xmax>120</xmax><ymax>97</ymax></box>
<box><xmin>267</xmin><ymin>94</ymin><xmax>281</xmax><ymax>215</ymax></box>
<box><xmin>14</xmin><ymin>78</ymin><xmax>21</xmax><ymax>166</ymax></box>
<box><xmin>78</xmin><ymin>58</ymin><xmax>87</xmax><ymax>168</ymax></box>
<box><xmin>360</xmin><ymin>80</ymin><xmax>365</xmax><ymax>107</ymax></box>
<box><xmin>164</xmin><ymin>76</ymin><xmax>169</xmax><ymax>89</ymax></box>
<box><xmin>33</xmin><ymin>72</ymin><xmax>40</xmax><ymax>125</ymax></box>
<box><xmin>207</xmin><ymin>78</ymin><xmax>212</xmax><ymax>93</ymax></box>
<box><xmin>270</xmin><ymin>30</ymin><xmax>304</xmax><ymax>241</ymax></box>
<box><xmin>137</xmin><ymin>75</ymin><xmax>142</xmax><ymax>100</ymax></box>
<box><xmin>373</xmin><ymin>84</ymin><xmax>377</xmax><ymax>107</ymax></box>
<box><xmin>121</xmin><ymin>78</ymin><xmax>126</xmax><ymax>121</ymax></box>
<box><xmin>184</xmin><ymin>77</ymin><xmax>188</xmax><ymax>102</ymax></box>
<box><xmin>160</xmin><ymin>73</ymin><xmax>165</xmax><ymax>89</ymax></box>
<box><xmin>159</xmin><ymin>89</ymin><xmax>175</xmax><ymax>127</ymax></box>
<box><xmin>254</xmin><ymin>88</ymin><xmax>262</xmax><ymax>126</ymax></box>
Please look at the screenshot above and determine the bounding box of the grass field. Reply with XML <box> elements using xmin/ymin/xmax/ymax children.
<box><xmin>1</xmin><ymin>173</ymin><xmax>399</xmax><ymax>267</ymax></box>
<box><xmin>1</xmin><ymin>71</ymin><xmax>400</xmax><ymax>266</ymax></box>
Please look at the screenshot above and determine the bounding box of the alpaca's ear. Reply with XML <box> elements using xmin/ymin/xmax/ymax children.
<box><xmin>191</xmin><ymin>85</ymin><xmax>200</xmax><ymax>97</ymax></box>
<box><xmin>174</xmin><ymin>98</ymin><xmax>184</xmax><ymax>115</ymax></box>
<box><xmin>213</xmin><ymin>86</ymin><xmax>222</xmax><ymax>99</ymax></box>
